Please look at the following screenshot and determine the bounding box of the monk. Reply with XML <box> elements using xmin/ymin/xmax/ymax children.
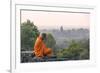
<box><xmin>33</xmin><ymin>33</ymin><xmax>52</xmax><ymax>59</ymax></box>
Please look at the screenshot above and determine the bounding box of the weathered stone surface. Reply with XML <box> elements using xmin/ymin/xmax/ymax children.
<box><xmin>21</xmin><ymin>51</ymin><xmax>68</xmax><ymax>63</ymax></box>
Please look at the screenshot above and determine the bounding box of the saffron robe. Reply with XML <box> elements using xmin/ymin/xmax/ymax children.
<box><xmin>33</xmin><ymin>36</ymin><xmax>52</xmax><ymax>58</ymax></box>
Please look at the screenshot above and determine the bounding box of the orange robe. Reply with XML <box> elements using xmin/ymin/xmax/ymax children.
<box><xmin>33</xmin><ymin>36</ymin><xmax>52</xmax><ymax>58</ymax></box>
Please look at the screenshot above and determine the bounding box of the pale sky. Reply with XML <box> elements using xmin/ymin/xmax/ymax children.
<box><xmin>21</xmin><ymin>10</ymin><xmax>90</xmax><ymax>30</ymax></box>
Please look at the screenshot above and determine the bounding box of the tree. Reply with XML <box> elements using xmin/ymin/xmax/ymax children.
<box><xmin>65</xmin><ymin>40</ymin><xmax>83</xmax><ymax>59</ymax></box>
<box><xmin>45</xmin><ymin>33</ymin><xmax>56</xmax><ymax>48</ymax></box>
<box><xmin>45</xmin><ymin>33</ymin><xmax>56</xmax><ymax>55</ymax></box>
<box><xmin>56</xmin><ymin>40</ymin><xmax>84</xmax><ymax>60</ymax></box>
<box><xmin>56</xmin><ymin>39</ymin><xmax>90</xmax><ymax>60</ymax></box>
<box><xmin>79</xmin><ymin>39</ymin><xmax>90</xmax><ymax>59</ymax></box>
<box><xmin>21</xmin><ymin>20</ymin><xmax>40</xmax><ymax>51</ymax></box>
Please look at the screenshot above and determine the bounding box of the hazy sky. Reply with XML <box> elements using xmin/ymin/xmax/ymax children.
<box><xmin>21</xmin><ymin>10</ymin><xmax>90</xmax><ymax>30</ymax></box>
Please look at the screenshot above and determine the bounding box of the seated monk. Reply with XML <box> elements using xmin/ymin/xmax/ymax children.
<box><xmin>33</xmin><ymin>33</ymin><xmax>52</xmax><ymax>59</ymax></box>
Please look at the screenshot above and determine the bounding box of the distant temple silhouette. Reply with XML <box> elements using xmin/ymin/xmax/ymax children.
<box><xmin>60</xmin><ymin>26</ymin><xmax>64</xmax><ymax>32</ymax></box>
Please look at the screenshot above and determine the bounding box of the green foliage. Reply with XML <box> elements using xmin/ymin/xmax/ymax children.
<box><xmin>45</xmin><ymin>33</ymin><xmax>56</xmax><ymax>55</ymax></box>
<box><xmin>56</xmin><ymin>39</ymin><xmax>89</xmax><ymax>60</ymax></box>
<box><xmin>21</xmin><ymin>20</ymin><xmax>40</xmax><ymax>51</ymax></box>
<box><xmin>79</xmin><ymin>39</ymin><xmax>89</xmax><ymax>59</ymax></box>
<box><xmin>45</xmin><ymin>33</ymin><xmax>56</xmax><ymax>48</ymax></box>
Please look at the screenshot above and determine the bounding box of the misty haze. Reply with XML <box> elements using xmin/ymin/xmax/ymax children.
<box><xmin>21</xmin><ymin>10</ymin><xmax>90</xmax><ymax>63</ymax></box>
<box><xmin>40</xmin><ymin>27</ymin><xmax>89</xmax><ymax>50</ymax></box>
